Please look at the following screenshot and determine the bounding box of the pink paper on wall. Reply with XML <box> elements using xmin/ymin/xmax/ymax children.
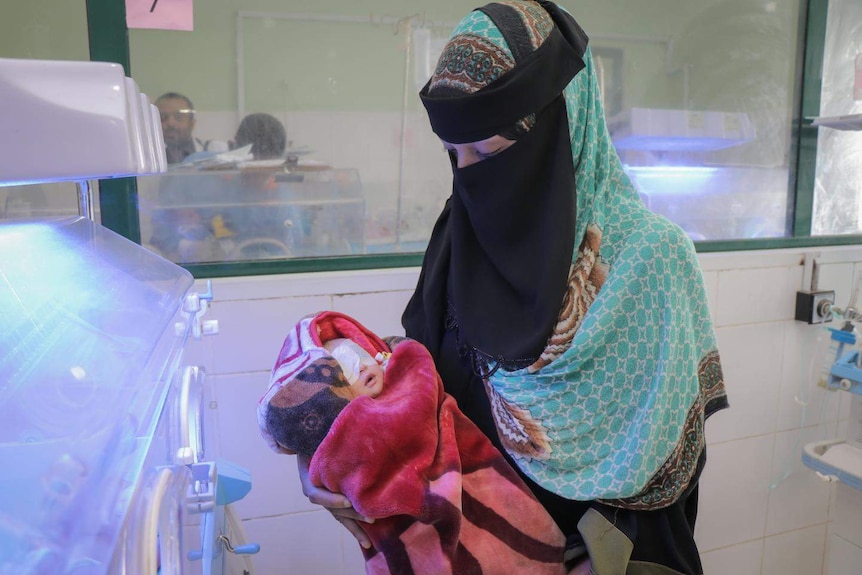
<box><xmin>126</xmin><ymin>0</ymin><xmax>193</xmax><ymax>31</ymax></box>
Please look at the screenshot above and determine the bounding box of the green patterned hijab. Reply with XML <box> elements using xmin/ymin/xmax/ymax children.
<box><xmin>408</xmin><ymin>0</ymin><xmax>729</xmax><ymax>511</ymax></box>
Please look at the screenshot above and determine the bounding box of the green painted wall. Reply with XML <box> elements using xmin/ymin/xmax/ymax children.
<box><xmin>0</xmin><ymin>0</ymin><xmax>90</xmax><ymax>60</ymax></box>
<box><xmin>1</xmin><ymin>0</ymin><xmax>799</xmax><ymax>126</ymax></box>
<box><xmin>126</xmin><ymin>0</ymin><xmax>717</xmax><ymax>115</ymax></box>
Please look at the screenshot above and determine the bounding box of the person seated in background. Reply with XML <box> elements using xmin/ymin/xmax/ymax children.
<box><xmin>258</xmin><ymin>311</ymin><xmax>568</xmax><ymax>575</ymax></box>
<box><xmin>208</xmin><ymin>112</ymin><xmax>298</xmax><ymax>258</ymax></box>
<box><xmin>154</xmin><ymin>92</ymin><xmax>226</xmax><ymax>163</ymax></box>
<box><xmin>229</xmin><ymin>112</ymin><xmax>287</xmax><ymax>161</ymax></box>
<box><xmin>154</xmin><ymin>92</ymin><xmax>196</xmax><ymax>164</ymax></box>
<box><xmin>178</xmin><ymin>111</ymin><xmax>289</xmax><ymax>166</ymax></box>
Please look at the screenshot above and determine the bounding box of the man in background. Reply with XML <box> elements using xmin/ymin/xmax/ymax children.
<box><xmin>155</xmin><ymin>92</ymin><xmax>226</xmax><ymax>163</ymax></box>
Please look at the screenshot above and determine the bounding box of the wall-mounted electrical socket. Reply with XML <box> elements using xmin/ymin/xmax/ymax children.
<box><xmin>795</xmin><ymin>290</ymin><xmax>835</xmax><ymax>324</ymax></box>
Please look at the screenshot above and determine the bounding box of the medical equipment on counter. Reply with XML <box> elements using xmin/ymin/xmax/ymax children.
<box><xmin>802</xmin><ymin>269</ymin><xmax>862</xmax><ymax>490</ymax></box>
<box><xmin>0</xmin><ymin>57</ymin><xmax>256</xmax><ymax>574</ymax></box>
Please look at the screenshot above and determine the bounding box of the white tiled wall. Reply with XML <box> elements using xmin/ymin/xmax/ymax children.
<box><xmin>188</xmin><ymin>245</ymin><xmax>862</xmax><ymax>575</ymax></box>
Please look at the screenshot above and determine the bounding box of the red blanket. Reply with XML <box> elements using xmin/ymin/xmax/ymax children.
<box><xmin>260</xmin><ymin>311</ymin><xmax>566</xmax><ymax>575</ymax></box>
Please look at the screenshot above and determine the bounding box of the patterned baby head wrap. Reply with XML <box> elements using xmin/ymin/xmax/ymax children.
<box><xmin>262</xmin><ymin>350</ymin><xmax>353</xmax><ymax>457</ymax></box>
<box><xmin>258</xmin><ymin>312</ymin><xmax>389</xmax><ymax>457</ymax></box>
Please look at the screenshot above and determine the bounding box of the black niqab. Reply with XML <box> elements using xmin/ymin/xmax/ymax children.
<box><xmin>403</xmin><ymin>2</ymin><xmax>589</xmax><ymax>371</ymax></box>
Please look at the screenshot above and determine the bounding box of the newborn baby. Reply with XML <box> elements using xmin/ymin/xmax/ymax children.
<box><xmin>258</xmin><ymin>311</ymin><xmax>566</xmax><ymax>575</ymax></box>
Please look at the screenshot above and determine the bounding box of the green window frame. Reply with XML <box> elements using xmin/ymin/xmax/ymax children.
<box><xmin>85</xmin><ymin>0</ymin><xmax>861</xmax><ymax>280</ymax></box>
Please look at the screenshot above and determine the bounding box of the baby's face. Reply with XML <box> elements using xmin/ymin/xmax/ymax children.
<box><xmin>351</xmin><ymin>362</ymin><xmax>384</xmax><ymax>398</ymax></box>
<box><xmin>325</xmin><ymin>338</ymin><xmax>385</xmax><ymax>399</ymax></box>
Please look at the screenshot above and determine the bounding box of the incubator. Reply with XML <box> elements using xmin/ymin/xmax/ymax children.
<box><xmin>0</xmin><ymin>57</ymin><xmax>255</xmax><ymax>574</ymax></box>
<box><xmin>137</xmin><ymin>166</ymin><xmax>365</xmax><ymax>264</ymax></box>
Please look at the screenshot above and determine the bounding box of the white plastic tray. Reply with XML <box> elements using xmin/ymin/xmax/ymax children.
<box><xmin>803</xmin><ymin>438</ymin><xmax>862</xmax><ymax>491</ymax></box>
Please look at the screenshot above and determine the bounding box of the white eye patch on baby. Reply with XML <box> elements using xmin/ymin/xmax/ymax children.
<box><xmin>323</xmin><ymin>338</ymin><xmax>378</xmax><ymax>385</ymax></box>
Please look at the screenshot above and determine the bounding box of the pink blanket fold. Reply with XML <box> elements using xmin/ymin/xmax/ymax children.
<box><xmin>305</xmin><ymin>312</ymin><xmax>566</xmax><ymax>575</ymax></box>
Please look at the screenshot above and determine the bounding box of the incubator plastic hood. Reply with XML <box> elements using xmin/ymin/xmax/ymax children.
<box><xmin>610</xmin><ymin>107</ymin><xmax>756</xmax><ymax>152</ymax></box>
<box><xmin>0</xmin><ymin>57</ymin><xmax>166</xmax><ymax>186</ymax></box>
<box><xmin>0</xmin><ymin>216</ymin><xmax>194</xmax><ymax>572</ymax></box>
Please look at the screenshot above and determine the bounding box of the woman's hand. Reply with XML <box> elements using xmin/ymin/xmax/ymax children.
<box><xmin>296</xmin><ymin>453</ymin><xmax>374</xmax><ymax>549</ymax></box>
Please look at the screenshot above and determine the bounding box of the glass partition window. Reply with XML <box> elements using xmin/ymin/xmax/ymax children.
<box><xmin>129</xmin><ymin>0</ymin><xmax>806</xmax><ymax>266</ymax></box>
<box><xmin>812</xmin><ymin>0</ymin><xmax>862</xmax><ymax>236</ymax></box>
<box><xmin>600</xmin><ymin>1</ymin><xmax>801</xmax><ymax>241</ymax></box>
